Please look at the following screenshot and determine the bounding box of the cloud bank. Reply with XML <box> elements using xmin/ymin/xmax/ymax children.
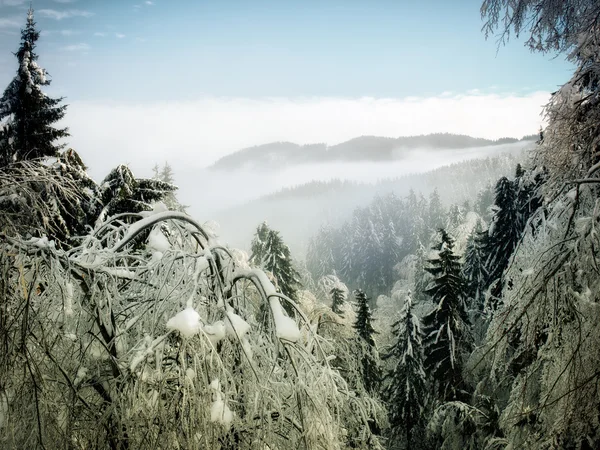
<box><xmin>65</xmin><ymin>92</ymin><xmax>550</xmax><ymax>181</ymax></box>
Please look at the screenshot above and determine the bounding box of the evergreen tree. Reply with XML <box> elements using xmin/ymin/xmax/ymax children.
<box><xmin>354</xmin><ymin>289</ymin><xmax>376</xmax><ymax>346</ymax></box>
<box><xmin>306</xmin><ymin>224</ymin><xmax>337</xmax><ymax>280</ymax></box>
<box><xmin>0</xmin><ymin>8</ymin><xmax>68</xmax><ymax>167</ymax></box>
<box><xmin>152</xmin><ymin>161</ymin><xmax>188</xmax><ymax>212</ymax></box>
<box><xmin>422</xmin><ymin>229</ymin><xmax>472</xmax><ymax>402</ymax></box>
<box><xmin>476</xmin><ymin>183</ymin><xmax>495</xmax><ymax>221</ymax></box>
<box><xmin>382</xmin><ymin>292</ymin><xmax>428</xmax><ymax>448</ymax></box>
<box><xmin>96</xmin><ymin>164</ymin><xmax>176</xmax><ymax>223</ymax></box>
<box><xmin>483</xmin><ymin>176</ymin><xmax>521</xmax><ymax>309</ymax></box>
<box><xmin>353</xmin><ymin>289</ymin><xmax>381</xmax><ymax>393</ymax></box>
<box><xmin>330</xmin><ymin>285</ymin><xmax>346</xmax><ymax>315</ymax></box>
<box><xmin>250</xmin><ymin>222</ymin><xmax>302</xmax><ymax>301</ymax></box>
<box><xmin>447</xmin><ymin>203</ymin><xmax>464</xmax><ymax>229</ymax></box>
<box><xmin>428</xmin><ymin>188</ymin><xmax>445</xmax><ymax>231</ymax></box>
<box><xmin>462</xmin><ymin>220</ymin><xmax>488</xmax><ymax>312</ymax></box>
<box><xmin>514</xmin><ymin>164</ymin><xmax>546</xmax><ymax>234</ymax></box>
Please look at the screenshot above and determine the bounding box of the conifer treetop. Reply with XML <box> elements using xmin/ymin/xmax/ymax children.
<box><xmin>0</xmin><ymin>7</ymin><xmax>69</xmax><ymax>166</ymax></box>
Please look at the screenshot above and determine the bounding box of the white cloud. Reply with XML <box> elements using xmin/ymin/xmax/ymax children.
<box><xmin>61</xmin><ymin>42</ymin><xmax>90</xmax><ymax>51</ymax></box>
<box><xmin>37</xmin><ymin>9</ymin><xmax>93</xmax><ymax>20</ymax></box>
<box><xmin>93</xmin><ymin>32</ymin><xmax>105</xmax><ymax>37</ymax></box>
<box><xmin>0</xmin><ymin>0</ymin><xmax>27</xmax><ymax>5</ymax></box>
<box><xmin>115</xmin><ymin>33</ymin><xmax>126</xmax><ymax>38</ymax></box>
<box><xmin>145</xmin><ymin>1</ymin><xmax>154</xmax><ymax>5</ymax></box>
<box><xmin>54</xmin><ymin>0</ymin><xmax>78</xmax><ymax>3</ymax></box>
<box><xmin>65</xmin><ymin>92</ymin><xmax>550</xmax><ymax>182</ymax></box>
<box><xmin>0</xmin><ymin>16</ymin><xmax>21</xmax><ymax>28</ymax></box>
<box><xmin>60</xmin><ymin>29</ymin><xmax>78</xmax><ymax>36</ymax></box>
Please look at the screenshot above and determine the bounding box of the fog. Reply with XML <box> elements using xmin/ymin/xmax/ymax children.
<box><xmin>68</xmin><ymin>92</ymin><xmax>548</xmax><ymax>182</ymax></box>
<box><xmin>177</xmin><ymin>140</ymin><xmax>531</xmax><ymax>219</ymax></box>
<box><xmin>62</xmin><ymin>96</ymin><xmax>538</xmax><ymax>255</ymax></box>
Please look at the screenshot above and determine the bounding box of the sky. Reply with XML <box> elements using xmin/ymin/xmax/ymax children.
<box><xmin>0</xmin><ymin>0</ymin><xmax>574</xmax><ymax>179</ymax></box>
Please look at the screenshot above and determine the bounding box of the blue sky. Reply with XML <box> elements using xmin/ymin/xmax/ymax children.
<box><xmin>0</xmin><ymin>0</ymin><xmax>572</xmax><ymax>101</ymax></box>
<box><xmin>0</xmin><ymin>0</ymin><xmax>575</xmax><ymax>179</ymax></box>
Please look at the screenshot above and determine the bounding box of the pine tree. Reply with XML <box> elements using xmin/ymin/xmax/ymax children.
<box><xmin>462</xmin><ymin>220</ymin><xmax>488</xmax><ymax>312</ymax></box>
<box><xmin>353</xmin><ymin>289</ymin><xmax>381</xmax><ymax>393</ymax></box>
<box><xmin>250</xmin><ymin>222</ymin><xmax>302</xmax><ymax>301</ymax></box>
<box><xmin>0</xmin><ymin>8</ymin><xmax>68</xmax><ymax>167</ymax></box>
<box><xmin>382</xmin><ymin>292</ymin><xmax>427</xmax><ymax>448</ymax></box>
<box><xmin>353</xmin><ymin>289</ymin><xmax>376</xmax><ymax>346</ymax></box>
<box><xmin>306</xmin><ymin>224</ymin><xmax>337</xmax><ymax>280</ymax></box>
<box><xmin>428</xmin><ymin>188</ymin><xmax>445</xmax><ymax>231</ymax></box>
<box><xmin>152</xmin><ymin>161</ymin><xmax>187</xmax><ymax>212</ymax></box>
<box><xmin>96</xmin><ymin>164</ymin><xmax>176</xmax><ymax>223</ymax></box>
<box><xmin>422</xmin><ymin>229</ymin><xmax>472</xmax><ymax>402</ymax></box>
<box><xmin>483</xmin><ymin>176</ymin><xmax>521</xmax><ymax>309</ymax></box>
<box><xmin>330</xmin><ymin>285</ymin><xmax>346</xmax><ymax>315</ymax></box>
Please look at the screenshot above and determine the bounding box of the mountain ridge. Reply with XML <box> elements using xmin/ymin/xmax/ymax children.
<box><xmin>210</xmin><ymin>132</ymin><xmax>537</xmax><ymax>170</ymax></box>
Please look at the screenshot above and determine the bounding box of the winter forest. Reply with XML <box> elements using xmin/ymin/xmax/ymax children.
<box><xmin>1</xmin><ymin>1</ymin><xmax>600</xmax><ymax>449</ymax></box>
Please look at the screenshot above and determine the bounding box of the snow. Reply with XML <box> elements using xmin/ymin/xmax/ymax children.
<box><xmin>209</xmin><ymin>379</ymin><xmax>234</xmax><ymax>428</ymax></box>
<box><xmin>166</xmin><ymin>308</ymin><xmax>202</xmax><ymax>338</ymax></box>
<box><xmin>210</xmin><ymin>397</ymin><xmax>233</xmax><ymax>427</ymax></box>
<box><xmin>272</xmin><ymin>310</ymin><xmax>300</xmax><ymax>342</ymax></box>
<box><xmin>225</xmin><ymin>311</ymin><xmax>250</xmax><ymax>339</ymax></box>
<box><xmin>64</xmin><ymin>282</ymin><xmax>74</xmax><ymax>317</ymax></box>
<box><xmin>74</xmin><ymin>367</ymin><xmax>88</xmax><ymax>386</ymax></box>
<box><xmin>232</xmin><ymin>269</ymin><xmax>300</xmax><ymax>342</ymax></box>
<box><xmin>185</xmin><ymin>368</ymin><xmax>196</xmax><ymax>385</ymax></box>
<box><xmin>148</xmin><ymin>227</ymin><xmax>170</xmax><ymax>253</ymax></box>
<box><xmin>241</xmin><ymin>337</ymin><xmax>253</xmax><ymax>359</ymax></box>
<box><xmin>27</xmin><ymin>236</ymin><xmax>54</xmax><ymax>249</ymax></box>
<box><xmin>102</xmin><ymin>267</ymin><xmax>136</xmax><ymax>279</ymax></box>
<box><xmin>203</xmin><ymin>321</ymin><xmax>226</xmax><ymax>346</ymax></box>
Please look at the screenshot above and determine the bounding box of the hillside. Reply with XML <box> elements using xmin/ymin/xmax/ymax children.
<box><xmin>210</xmin><ymin>133</ymin><xmax>537</xmax><ymax>170</ymax></box>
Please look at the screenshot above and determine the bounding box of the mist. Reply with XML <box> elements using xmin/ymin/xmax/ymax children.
<box><xmin>177</xmin><ymin>140</ymin><xmax>530</xmax><ymax>217</ymax></box>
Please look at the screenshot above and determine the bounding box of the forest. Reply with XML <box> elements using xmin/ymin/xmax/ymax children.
<box><xmin>1</xmin><ymin>0</ymin><xmax>600</xmax><ymax>449</ymax></box>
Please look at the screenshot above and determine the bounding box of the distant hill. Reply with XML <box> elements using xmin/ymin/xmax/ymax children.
<box><xmin>210</xmin><ymin>133</ymin><xmax>537</xmax><ymax>170</ymax></box>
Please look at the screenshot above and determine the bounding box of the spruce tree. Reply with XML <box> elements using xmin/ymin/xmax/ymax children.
<box><xmin>353</xmin><ymin>289</ymin><xmax>376</xmax><ymax>346</ymax></box>
<box><xmin>152</xmin><ymin>161</ymin><xmax>188</xmax><ymax>212</ymax></box>
<box><xmin>250</xmin><ymin>222</ymin><xmax>302</xmax><ymax>301</ymax></box>
<box><xmin>428</xmin><ymin>188</ymin><xmax>445</xmax><ymax>231</ymax></box>
<box><xmin>0</xmin><ymin>8</ymin><xmax>68</xmax><ymax>167</ymax></box>
<box><xmin>483</xmin><ymin>176</ymin><xmax>521</xmax><ymax>309</ymax></box>
<box><xmin>96</xmin><ymin>164</ymin><xmax>176</xmax><ymax>223</ymax></box>
<box><xmin>422</xmin><ymin>229</ymin><xmax>472</xmax><ymax>402</ymax></box>
<box><xmin>330</xmin><ymin>285</ymin><xmax>346</xmax><ymax>315</ymax></box>
<box><xmin>462</xmin><ymin>220</ymin><xmax>488</xmax><ymax>311</ymax></box>
<box><xmin>353</xmin><ymin>289</ymin><xmax>381</xmax><ymax>393</ymax></box>
<box><xmin>382</xmin><ymin>292</ymin><xmax>427</xmax><ymax>448</ymax></box>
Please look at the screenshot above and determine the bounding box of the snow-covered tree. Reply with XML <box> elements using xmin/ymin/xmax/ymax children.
<box><xmin>480</xmin><ymin>1</ymin><xmax>600</xmax><ymax>446</ymax></box>
<box><xmin>96</xmin><ymin>164</ymin><xmax>176</xmax><ymax>224</ymax></box>
<box><xmin>382</xmin><ymin>292</ymin><xmax>428</xmax><ymax>448</ymax></box>
<box><xmin>306</xmin><ymin>224</ymin><xmax>338</xmax><ymax>280</ymax></box>
<box><xmin>462</xmin><ymin>220</ymin><xmax>487</xmax><ymax>312</ymax></box>
<box><xmin>330</xmin><ymin>285</ymin><xmax>346</xmax><ymax>315</ymax></box>
<box><xmin>0</xmin><ymin>151</ymin><xmax>99</xmax><ymax>245</ymax></box>
<box><xmin>0</xmin><ymin>8</ymin><xmax>68</xmax><ymax>167</ymax></box>
<box><xmin>482</xmin><ymin>176</ymin><xmax>520</xmax><ymax>309</ymax></box>
<box><xmin>428</xmin><ymin>188</ymin><xmax>445</xmax><ymax>231</ymax></box>
<box><xmin>353</xmin><ymin>289</ymin><xmax>381</xmax><ymax>393</ymax></box>
<box><xmin>354</xmin><ymin>289</ymin><xmax>376</xmax><ymax>346</ymax></box>
<box><xmin>422</xmin><ymin>230</ymin><xmax>472</xmax><ymax>402</ymax></box>
<box><xmin>152</xmin><ymin>161</ymin><xmax>188</xmax><ymax>212</ymax></box>
<box><xmin>0</xmin><ymin>208</ymin><xmax>385</xmax><ymax>449</ymax></box>
<box><xmin>250</xmin><ymin>221</ymin><xmax>302</xmax><ymax>301</ymax></box>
